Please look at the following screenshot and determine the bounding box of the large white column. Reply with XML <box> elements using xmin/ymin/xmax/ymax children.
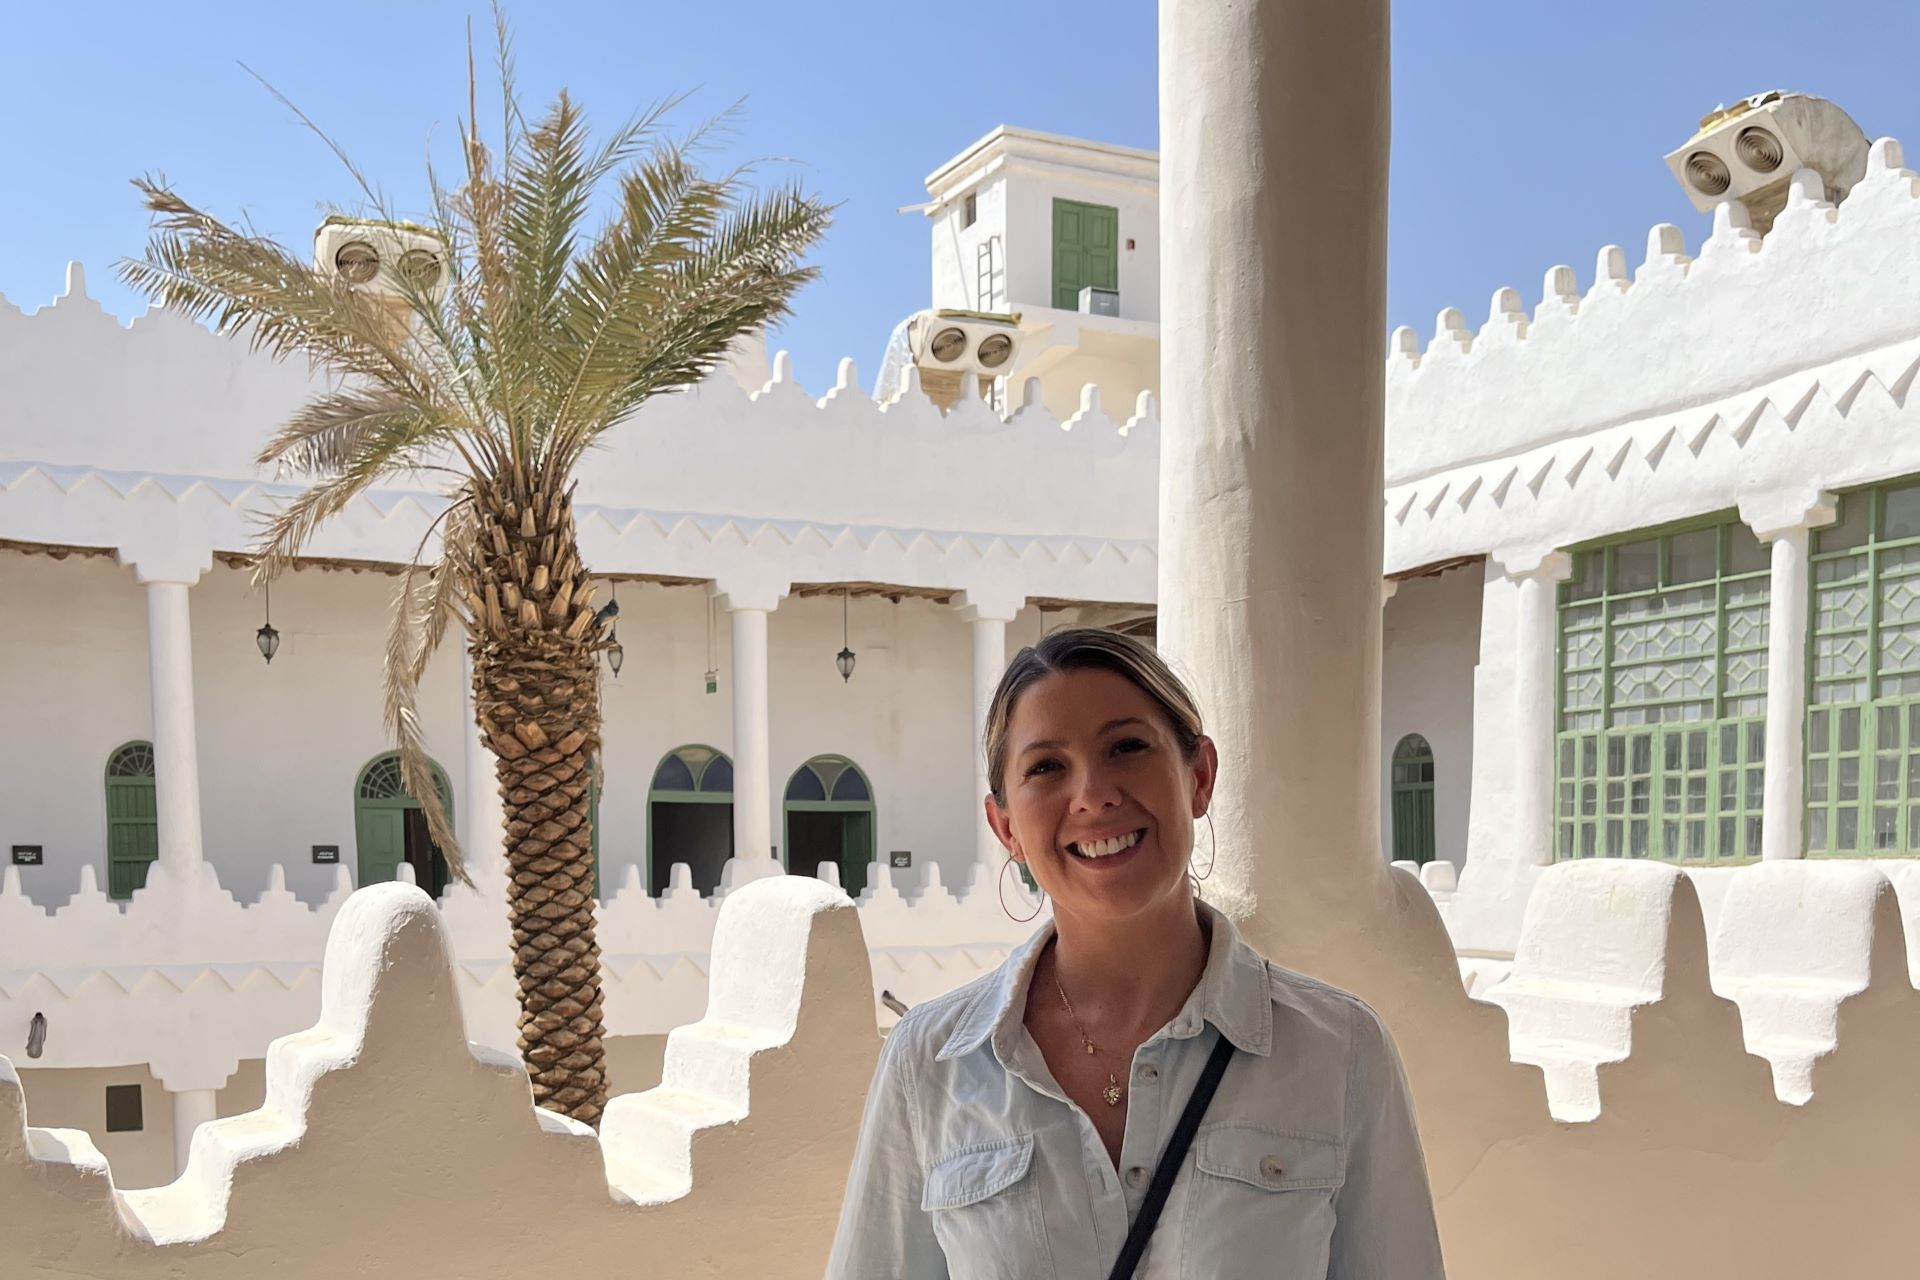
<box><xmin>956</xmin><ymin>590</ymin><xmax>1023</xmax><ymax>878</ymax></box>
<box><xmin>714</xmin><ymin>580</ymin><xmax>786</xmax><ymax>880</ymax></box>
<box><xmin>1748</xmin><ymin>495</ymin><xmax>1836</xmax><ymax>861</ymax></box>
<box><xmin>1156</xmin><ymin>0</ymin><xmax>1392</xmax><ymax>925</ymax></box>
<box><xmin>143</xmin><ymin>578</ymin><xmax>207</xmax><ymax>881</ymax></box>
<box><xmin>170</xmin><ymin>1086</ymin><xmax>217</xmax><ymax>1177</ymax></box>
<box><xmin>1508</xmin><ymin>554</ymin><xmax>1573</xmax><ymax>867</ymax></box>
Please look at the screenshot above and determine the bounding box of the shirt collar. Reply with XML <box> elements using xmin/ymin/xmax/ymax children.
<box><xmin>936</xmin><ymin>899</ymin><xmax>1274</xmax><ymax>1063</ymax></box>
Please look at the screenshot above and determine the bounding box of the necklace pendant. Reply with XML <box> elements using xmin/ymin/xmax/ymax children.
<box><xmin>1102</xmin><ymin>1079</ymin><xmax>1123</xmax><ymax>1107</ymax></box>
<box><xmin>1085</xmin><ymin>1043</ymin><xmax>1096</xmax><ymax>1055</ymax></box>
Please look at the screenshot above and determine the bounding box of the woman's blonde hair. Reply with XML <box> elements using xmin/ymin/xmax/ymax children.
<box><xmin>984</xmin><ymin>627</ymin><xmax>1205</xmax><ymax>803</ymax></box>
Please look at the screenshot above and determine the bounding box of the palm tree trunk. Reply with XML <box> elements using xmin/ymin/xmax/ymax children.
<box><xmin>468</xmin><ymin>462</ymin><xmax>609</xmax><ymax>1126</ymax></box>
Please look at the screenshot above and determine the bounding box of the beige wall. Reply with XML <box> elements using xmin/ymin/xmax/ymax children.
<box><xmin>17</xmin><ymin>1062</ymin><xmax>174</xmax><ymax>1190</ymax></box>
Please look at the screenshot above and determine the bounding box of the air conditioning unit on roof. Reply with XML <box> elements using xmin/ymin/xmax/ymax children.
<box><xmin>1665</xmin><ymin>91</ymin><xmax>1869</xmax><ymax>233</ymax></box>
<box><xmin>313</xmin><ymin>218</ymin><xmax>451</xmax><ymax>341</ymax></box>
<box><xmin>1078</xmin><ymin>286</ymin><xmax>1119</xmax><ymax>317</ymax></box>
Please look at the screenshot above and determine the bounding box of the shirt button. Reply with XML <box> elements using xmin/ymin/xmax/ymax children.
<box><xmin>1126</xmin><ymin>1165</ymin><xmax>1149</xmax><ymax>1188</ymax></box>
<box><xmin>1135</xmin><ymin>1064</ymin><xmax>1159</xmax><ymax>1083</ymax></box>
<box><xmin>1259</xmin><ymin>1156</ymin><xmax>1284</xmax><ymax>1180</ymax></box>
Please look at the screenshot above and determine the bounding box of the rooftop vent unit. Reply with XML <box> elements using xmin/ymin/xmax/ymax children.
<box><xmin>908</xmin><ymin>309</ymin><xmax>1023</xmax><ymax>411</ymax></box>
<box><xmin>312</xmin><ymin>217</ymin><xmax>451</xmax><ymax>340</ymax></box>
<box><xmin>1665</xmin><ymin>91</ymin><xmax>1869</xmax><ymax>234</ymax></box>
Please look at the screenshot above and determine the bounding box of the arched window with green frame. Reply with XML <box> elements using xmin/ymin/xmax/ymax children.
<box><xmin>1555</xmin><ymin>516</ymin><xmax>1772</xmax><ymax>862</ymax></box>
<box><xmin>783</xmin><ymin>754</ymin><xmax>876</xmax><ymax>897</ymax></box>
<box><xmin>353</xmin><ymin>752</ymin><xmax>454</xmax><ymax>895</ymax></box>
<box><xmin>1807</xmin><ymin>479</ymin><xmax>1920</xmax><ymax>854</ymax></box>
<box><xmin>647</xmin><ymin>745</ymin><xmax>734</xmax><ymax>896</ymax></box>
<box><xmin>104</xmin><ymin>741</ymin><xmax>158</xmax><ymax>900</ymax></box>
<box><xmin>1390</xmin><ymin>734</ymin><xmax>1436</xmax><ymax>864</ymax></box>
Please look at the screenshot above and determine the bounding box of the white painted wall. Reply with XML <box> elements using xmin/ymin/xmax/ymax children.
<box><xmin>929</xmin><ymin>174</ymin><xmax>1007</xmax><ymax>311</ymax></box>
<box><xmin>0</xmin><ymin>553</ymin><xmax>466</xmax><ymax>905</ymax></box>
<box><xmin>1000</xmin><ymin>153</ymin><xmax>1159</xmax><ymax>321</ymax></box>
<box><xmin>1381</xmin><ymin>565</ymin><xmax>1481</xmax><ymax>869</ymax></box>
<box><xmin>597</xmin><ymin>585</ymin><xmax>994</xmax><ymax>895</ymax></box>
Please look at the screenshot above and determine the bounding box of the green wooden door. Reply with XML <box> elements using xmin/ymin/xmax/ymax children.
<box><xmin>782</xmin><ymin>755</ymin><xmax>876</xmax><ymax>897</ymax></box>
<box><xmin>1390</xmin><ymin>735</ymin><xmax>1436</xmax><ymax>864</ymax></box>
<box><xmin>355</xmin><ymin>806</ymin><xmax>407</xmax><ymax>886</ymax></box>
<box><xmin>1052</xmin><ymin>199</ymin><xmax>1119</xmax><ymax>310</ymax></box>
<box><xmin>105</xmin><ymin>742</ymin><xmax>159</xmax><ymax>900</ymax></box>
<box><xmin>354</xmin><ymin>753</ymin><xmax>452</xmax><ymax>888</ymax></box>
<box><xmin>840</xmin><ymin>811</ymin><xmax>873</xmax><ymax>898</ymax></box>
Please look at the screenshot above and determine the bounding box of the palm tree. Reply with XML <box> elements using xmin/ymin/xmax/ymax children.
<box><xmin>118</xmin><ymin>31</ymin><xmax>830</xmax><ymax>1127</ymax></box>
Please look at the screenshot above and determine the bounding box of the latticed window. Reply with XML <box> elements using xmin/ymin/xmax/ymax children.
<box><xmin>1807</xmin><ymin>481</ymin><xmax>1920</xmax><ymax>854</ymax></box>
<box><xmin>1556</xmin><ymin>519</ymin><xmax>1771</xmax><ymax>861</ymax></box>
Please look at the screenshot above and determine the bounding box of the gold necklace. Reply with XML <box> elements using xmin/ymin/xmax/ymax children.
<box><xmin>1053</xmin><ymin>964</ymin><xmax>1125</xmax><ymax>1107</ymax></box>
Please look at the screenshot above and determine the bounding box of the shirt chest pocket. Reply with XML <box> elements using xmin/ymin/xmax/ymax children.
<box><xmin>921</xmin><ymin>1133</ymin><xmax>1053</xmax><ymax>1279</ymax></box>
<box><xmin>1183</xmin><ymin>1125</ymin><xmax>1344</xmax><ymax>1274</ymax></box>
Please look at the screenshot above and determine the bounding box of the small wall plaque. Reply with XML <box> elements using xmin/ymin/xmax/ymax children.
<box><xmin>10</xmin><ymin>845</ymin><xmax>42</xmax><ymax>866</ymax></box>
<box><xmin>311</xmin><ymin>845</ymin><xmax>340</xmax><ymax>865</ymax></box>
<box><xmin>889</xmin><ymin>850</ymin><xmax>912</xmax><ymax>869</ymax></box>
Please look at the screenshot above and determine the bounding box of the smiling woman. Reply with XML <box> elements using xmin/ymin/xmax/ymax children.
<box><xmin>826</xmin><ymin>628</ymin><xmax>1444</xmax><ymax>1280</ymax></box>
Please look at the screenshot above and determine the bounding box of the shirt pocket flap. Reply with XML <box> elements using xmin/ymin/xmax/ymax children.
<box><xmin>1195</xmin><ymin>1125</ymin><xmax>1344</xmax><ymax>1192</ymax></box>
<box><xmin>922</xmin><ymin>1134</ymin><xmax>1036</xmax><ymax>1211</ymax></box>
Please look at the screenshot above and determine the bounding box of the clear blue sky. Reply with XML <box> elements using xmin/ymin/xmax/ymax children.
<box><xmin>5</xmin><ymin>2</ymin><xmax>1919</xmax><ymax>393</ymax></box>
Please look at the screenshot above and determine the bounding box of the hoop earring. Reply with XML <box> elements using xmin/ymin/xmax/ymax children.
<box><xmin>1192</xmin><ymin>812</ymin><xmax>1218</xmax><ymax>882</ymax></box>
<box><xmin>998</xmin><ymin>857</ymin><xmax>1043</xmax><ymax>923</ymax></box>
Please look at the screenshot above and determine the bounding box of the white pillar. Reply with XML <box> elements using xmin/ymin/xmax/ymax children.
<box><xmin>956</xmin><ymin>591</ymin><xmax>1023</xmax><ymax>877</ymax></box>
<box><xmin>1748</xmin><ymin>496</ymin><xmax>1836</xmax><ymax>860</ymax></box>
<box><xmin>144</xmin><ymin>580</ymin><xmax>206</xmax><ymax>880</ymax></box>
<box><xmin>170</xmin><ymin>1087</ymin><xmax>217</xmax><ymax>1177</ymax></box>
<box><xmin>1157</xmin><ymin>0</ymin><xmax>1392</xmax><ymax>923</ymax></box>
<box><xmin>733</xmin><ymin>607</ymin><xmax>771</xmax><ymax>862</ymax></box>
<box><xmin>1508</xmin><ymin>554</ymin><xmax>1572</xmax><ymax>867</ymax></box>
<box><xmin>714</xmin><ymin>581</ymin><xmax>786</xmax><ymax>878</ymax></box>
<box><xmin>1761</xmin><ymin>529</ymin><xmax>1811</xmax><ymax>860</ymax></box>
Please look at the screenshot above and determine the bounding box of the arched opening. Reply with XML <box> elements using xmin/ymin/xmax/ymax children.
<box><xmin>783</xmin><ymin>754</ymin><xmax>876</xmax><ymax>896</ymax></box>
<box><xmin>353</xmin><ymin>752</ymin><xmax>454</xmax><ymax>895</ymax></box>
<box><xmin>1391</xmin><ymin>733</ymin><xmax>1436</xmax><ymax>864</ymax></box>
<box><xmin>104</xmin><ymin>741</ymin><xmax>158</xmax><ymax>900</ymax></box>
<box><xmin>647</xmin><ymin>745</ymin><xmax>734</xmax><ymax>896</ymax></box>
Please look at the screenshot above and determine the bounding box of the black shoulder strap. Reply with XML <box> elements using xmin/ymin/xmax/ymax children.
<box><xmin>1106</xmin><ymin>1034</ymin><xmax>1237</xmax><ymax>1280</ymax></box>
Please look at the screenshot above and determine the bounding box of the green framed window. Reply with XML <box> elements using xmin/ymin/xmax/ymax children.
<box><xmin>783</xmin><ymin>754</ymin><xmax>877</xmax><ymax>897</ymax></box>
<box><xmin>1390</xmin><ymin>734</ymin><xmax>1437</xmax><ymax>864</ymax></box>
<box><xmin>1556</xmin><ymin>518</ymin><xmax>1771</xmax><ymax>862</ymax></box>
<box><xmin>1051</xmin><ymin>198</ymin><xmax>1118</xmax><ymax>310</ymax></box>
<box><xmin>104</xmin><ymin>741</ymin><xmax>158</xmax><ymax>900</ymax></box>
<box><xmin>1807</xmin><ymin>480</ymin><xmax>1920</xmax><ymax>854</ymax></box>
<box><xmin>647</xmin><ymin>745</ymin><xmax>733</xmax><ymax>896</ymax></box>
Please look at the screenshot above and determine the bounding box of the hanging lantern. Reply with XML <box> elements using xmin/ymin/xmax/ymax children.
<box><xmin>256</xmin><ymin>576</ymin><xmax>281</xmax><ymax>664</ymax></box>
<box><xmin>602</xmin><ymin>581</ymin><xmax>623</xmax><ymax>676</ymax></box>
<box><xmin>836</xmin><ymin>588</ymin><xmax>856</xmax><ymax>682</ymax></box>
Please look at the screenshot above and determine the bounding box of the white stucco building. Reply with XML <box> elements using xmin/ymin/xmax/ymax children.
<box><xmin>8</xmin><ymin>96</ymin><xmax>1920</xmax><ymax>1180</ymax></box>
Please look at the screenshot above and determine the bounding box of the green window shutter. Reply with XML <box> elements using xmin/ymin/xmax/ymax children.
<box><xmin>1052</xmin><ymin>199</ymin><xmax>1119</xmax><ymax>310</ymax></box>
<box><xmin>104</xmin><ymin>742</ymin><xmax>158</xmax><ymax>900</ymax></box>
<box><xmin>1555</xmin><ymin>519</ymin><xmax>1770</xmax><ymax>863</ymax></box>
<box><xmin>1807</xmin><ymin>482</ymin><xmax>1920</xmax><ymax>855</ymax></box>
<box><xmin>1389</xmin><ymin>735</ymin><xmax>1436</xmax><ymax>864</ymax></box>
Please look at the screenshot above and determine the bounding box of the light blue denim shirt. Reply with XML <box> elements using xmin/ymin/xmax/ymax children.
<box><xmin>826</xmin><ymin>902</ymin><xmax>1445</xmax><ymax>1279</ymax></box>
